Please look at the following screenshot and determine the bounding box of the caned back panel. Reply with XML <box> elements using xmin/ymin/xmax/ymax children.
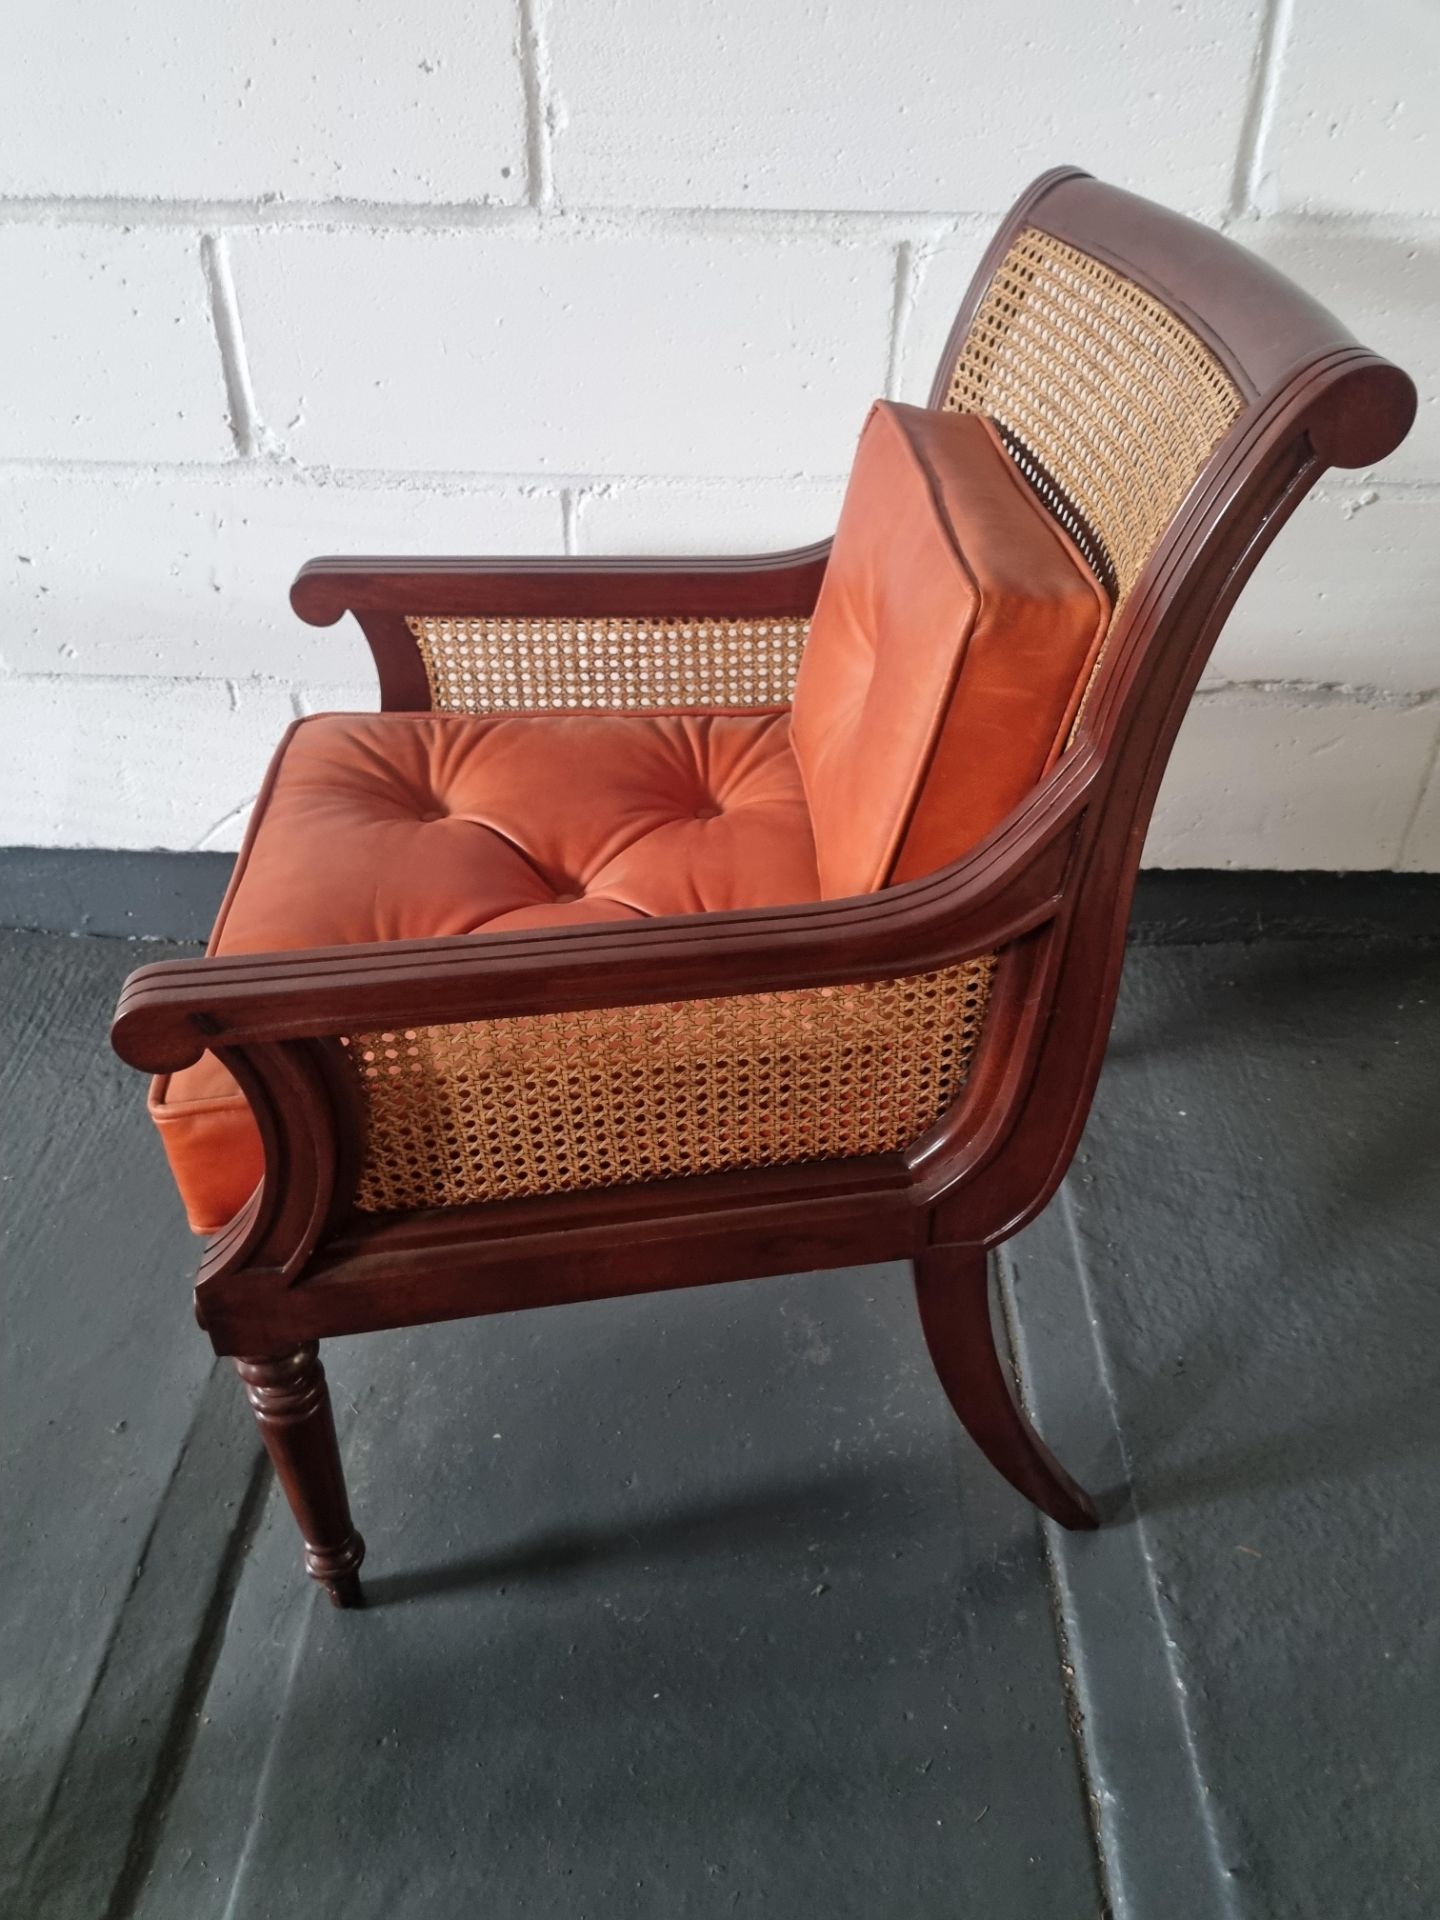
<box><xmin>942</xmin><ymin>226</ymin><xmax>1244</xmax><ymax>726</ymax></box>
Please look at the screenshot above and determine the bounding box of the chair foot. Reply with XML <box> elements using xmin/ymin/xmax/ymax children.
<box><xmin>235</xmin><ymin>1343</ymin><xmax>368</xmax><ymax>1604</ymax></box>
<box><xmin>914</xmin><ymin>1244</ymin><xmax>1099</xmax><ymax>1531</ymax></box>
<box><xmin>317</xmin><ymin>1566</ymin><xmax>366</xmax><ymax>1610</ymax></box>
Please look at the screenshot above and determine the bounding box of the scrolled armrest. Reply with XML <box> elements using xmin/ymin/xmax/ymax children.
<box><xmin>290</xmin><ymin>545</ymin><xmax>833</xmax><ymax>715</ymax></box>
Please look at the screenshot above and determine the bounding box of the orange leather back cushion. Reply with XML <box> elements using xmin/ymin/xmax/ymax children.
<box><xmin>790</xmin><ymin>403</ymin><xmax>1110</xmax><ymax>897</ymax></box>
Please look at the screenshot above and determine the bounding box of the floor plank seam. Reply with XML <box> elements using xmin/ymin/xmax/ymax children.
<box><xmin>995</xmin><ymin>1247</ymin><xmax>1117</xmax><ymax>1920</ymax></box>
<box><xmin>100</xmin><ymin>1442</ymin><xmax>272</xmax><ymax>1920</ymax></box>
<box><xmin>1050</xmin><ymin>1180</ymin><xmax>1244</xmax><ymax>1918</ymax></box>
<box><xmin>8</xmin><ymin>1359</ymin><xmax>232</xmax><ymax>1911</ymax></box>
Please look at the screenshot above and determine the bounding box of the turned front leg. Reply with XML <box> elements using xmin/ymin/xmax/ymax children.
<box><xmin>235</xmin><ymin>1343</ymin><xmax>366</xmax><ymax>1607</ymax></box>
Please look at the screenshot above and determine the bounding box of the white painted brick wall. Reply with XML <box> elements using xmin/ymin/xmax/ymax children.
<box><xmin>1148</xmin><ymin>689</ymin><xmax>1438</xmax><ymax>871</ymax></box>
<box><xmin>0</xmin><ymin>470</ymin><xmax>563</xmax><ymax>681</ymax></box>
<box><xmin>1209</xmin><ymin>489</ymin><xmax>1440</xmax><ymax>695</ymax></box>
<box><xmin>0</xmin><ymin>230</ymin><xmax>230</xmax><ymax>462</ymax></box>
<box><xmin>0</xmin><ymin>0</ymin><xmax>528</xmax><ymax>203</ymax></box>
<box><xmin>544</xmin><ymin>0</ymin><xmax>1265</xmax><ymax>217</ymax></box>
<box><xmin>1244</xmin><ymin>222</ymin><xmax>1440</xmax><ymax>483</ymax></box>
<box><xmin>2</xmin><ymin>676</ymin><xmax>297</xmax><ymax>852</ymax></box>
<box><xmin>1254</xmin><ymin>0</ymin><xmax>1440</xmax><ymax>217</ymax></box>
<box><xmin>0</xmin><ymin>0</ymin><xmax>1435</xmax><ymax>866</ymax></box>
<box><xmin>1400</xmin><ymin>751</ymin><xmax>1440</xmax><ymax>873</ymax></box>
<box><xmin>227</xmin><ymin>227</ymin><xmax>897</xmax><ymax>475</ymax></box>
<box><xmin>573</xmin><ymin>479</ymin><xmax>845</xmax><ymax>556</ymax></box>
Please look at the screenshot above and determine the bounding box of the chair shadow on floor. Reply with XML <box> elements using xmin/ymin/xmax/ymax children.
<box><xmin>1136</xmin><ymin>1372</ymin><xmax>1440</xmax><ymax>1519</ymax></box>
<box><xmin>1103</xmin><ymin>939</ymin><xmax>1438</xmax><ymax>1071</ymax></box>
<box><xmin>1043</xmin><ymin>1290</ymin><xmax>1440</xmax><ymax>1525</ymax></box>
<box><xmin>1065</xmin><ymin>934</ymin><xmax>1440</xmax><ymax>1519</ymax></box>
<box><xmin>361</xmin><ymin>1450</ymin><xmax>1040</xmax><ymax>1609</ymax></box>
<box><xmin>1108</xmin><ymin>1200</ymin><xmax>1440</xmax><ymax>1520</ymax></box>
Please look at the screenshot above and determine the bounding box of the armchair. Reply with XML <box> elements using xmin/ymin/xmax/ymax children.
<box><xmin>112</xmin><ymin>168</ymin><xmax>1415</xmax><ymax>1606</ymax></box>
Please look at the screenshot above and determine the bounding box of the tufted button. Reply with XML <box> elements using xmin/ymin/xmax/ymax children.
<box><xmin>694</xmin><ymin>804</ymin><xmax>722</xmax><ymax>820</ymax></box>
<box><xmin>152</xmin><ymin>704</ymin><xmax>821</xmax><ymax>1235</ymax></box>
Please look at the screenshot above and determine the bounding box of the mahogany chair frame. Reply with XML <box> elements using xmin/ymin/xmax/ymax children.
<box><xmin>111</xmin><ymin>169</ymin><xmax>1415</xmax><ymax>1606</ymax></box>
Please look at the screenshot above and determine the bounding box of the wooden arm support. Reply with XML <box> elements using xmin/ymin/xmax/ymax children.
<box><xmin>288</xmin><ymin>544</ymin><xmax>834</xmax><ymax>712</ymax></box>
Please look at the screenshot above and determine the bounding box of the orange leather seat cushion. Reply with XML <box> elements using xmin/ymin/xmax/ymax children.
<box><xmin>791</xmin><ymin>403</ymin><xmax>1110</xmax><ymax>897</ymax></box>
<box><xmin>151</xmin><ymin>707</ymin><xmax>818</xmax><ymax>1232</ymax></box>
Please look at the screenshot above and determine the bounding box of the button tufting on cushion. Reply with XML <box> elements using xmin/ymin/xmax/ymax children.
<box><xmin>150</xmin><ymin>706</ymin><xmax>818</xmax><ymax>1233</ymax></box>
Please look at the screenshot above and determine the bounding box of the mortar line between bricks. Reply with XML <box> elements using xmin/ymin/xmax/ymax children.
<box><xmin>0</xmin><ymin>457</ymin><xmax>857</xmax><ymax>489</ymax></box>
<box><xmin>882</xmin><ymin>240</ymin><xmax>914</xmax><ymax>401</ymax></box>
<box><xmin>517</xmin><ymin>0</ymin><xmax>555</xmax><ymax>209</ymax></box>
<box><xmin>3</xmin><ymin>195</ymin><xmax>1437</xmax><ymax>237</ymax></box>
<box><xmin>1195</xmin><ymin>678</ymin><xmax>1440</xmax><ymax>708</ymax></box>
<box><xmin>199</xmin><ymin>234</ymin><xmax>261</xmax><ymax>458</ymax></box>
<box><xmin>1229</xmin><ymin>0</ymin><xmax>1295</xmax><ymax>217</ymax></box>
<box><xmin>2</xmin><ymin>457</ymin><xmax>1435</xmax><ymax>500</ymax></box>
<box><xmin>0</xmin><ymin>197</ymin><xmax>997</xmax><ymax>239</ymax></box>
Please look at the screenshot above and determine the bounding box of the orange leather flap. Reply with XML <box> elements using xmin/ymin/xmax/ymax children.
<box><xmin>790</xmin><ymin>403</ymin><xmax>1110</xmax><ymax>897</ymax></box>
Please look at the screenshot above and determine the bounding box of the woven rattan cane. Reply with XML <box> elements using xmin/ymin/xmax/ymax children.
<box><xmin>407</xmin><ymin>613</ymin><xmax>810</xmax><ymax>713</ymax></box>
<box><xmin>944</xmin><ymin>226</ymin><xmax>1243</xmax><ymax>630</ymax></box>
<box><xmin>341</xmin><ymin>958</ymin><xmax>996</xmax><ymax>1212</ymax></box>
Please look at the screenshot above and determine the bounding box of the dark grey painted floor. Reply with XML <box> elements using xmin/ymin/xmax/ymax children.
<box><xmin>2</xmin><ymin>923</ymin><xmax>1437</xmax><ymax>1919</ymax></box>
